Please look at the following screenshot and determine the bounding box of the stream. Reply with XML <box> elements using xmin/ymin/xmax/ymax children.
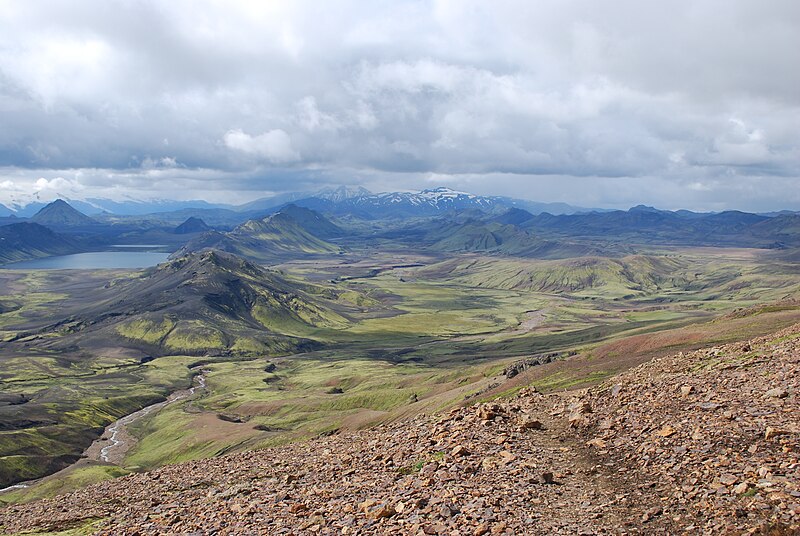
<box><xmin>0</xmin><ymin>370</ymin><xmax>207</xmax><ymax>494</ymax></box>
<box><xmin>96</xmin><ymin>372</ymin><xmax>207</xmax><ymax>463</ymax></box>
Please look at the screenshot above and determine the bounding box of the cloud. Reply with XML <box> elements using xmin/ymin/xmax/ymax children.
<box><xmin>33</xmin><ymin>177</ymin><xmax>82</xmax><ymax>192</ymax></box>
<box><xmin>0</xmin><ymin>1</ymin><xmax>797</xmax><ymax>210</ymax></box>
<box><xmin>223</xmin><ymin>129</ymin><xmax>299</xmax><ymax>164</ymax></box>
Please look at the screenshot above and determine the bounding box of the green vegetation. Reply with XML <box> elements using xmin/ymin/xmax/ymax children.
<box><xmin>116</xmin><ymin>317</ymin><xmax>176</xmax><ymax>345</ymax></box>
<box><xmin>13</xmin><ymin>518</ymin><xmax>107</xmax><ymax>536</ymax></box>
<box><xmin>123</xmin><ymin>356</ymin><xmax>481</xmax><ymax>470</ymax></box>
<box><xmin>0</xmin><ymin>464</ymin><xmax>128</xmax><ymax>505</ymax></box>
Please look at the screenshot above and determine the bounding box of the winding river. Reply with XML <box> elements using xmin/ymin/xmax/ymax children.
<box><xmin>0</xmin><ymin>371</ymin><xmax>207</xmax><ymax>494</ymax></box>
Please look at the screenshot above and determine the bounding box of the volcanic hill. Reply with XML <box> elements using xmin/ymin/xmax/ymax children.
<box><xmin>10</xmin><ymin>250</ymin><xmax>350</xmax><ymax>357</ymax></box>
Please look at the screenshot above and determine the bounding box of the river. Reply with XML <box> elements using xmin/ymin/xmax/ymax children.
<box><xmin>0</xmin><ymin>371</ymin><xmax>207</xmax><ymax>494</ymax></box>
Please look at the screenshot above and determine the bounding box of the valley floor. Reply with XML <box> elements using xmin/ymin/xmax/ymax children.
<box><xmin>1</xmin><ymin>323</ymin><xmax>797</xmax><ymax>535</ymax></box>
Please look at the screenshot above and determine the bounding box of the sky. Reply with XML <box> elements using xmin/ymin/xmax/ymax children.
<box><xmin>0</xmin><ymin>0</ymin><xmax>798</xmax><ymax>212</ymax></box>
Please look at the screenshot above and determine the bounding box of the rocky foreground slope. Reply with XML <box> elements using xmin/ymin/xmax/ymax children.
<box><xmin>1</xmin><ymin>324</ymin><xmax>798</xmax><ymax>535</ymax></box>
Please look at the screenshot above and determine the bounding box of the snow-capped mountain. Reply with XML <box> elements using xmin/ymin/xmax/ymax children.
<box><xmin>291</xmin><ymin>187</ymin><xmax>510</xmax><ymax>218</ymax></box>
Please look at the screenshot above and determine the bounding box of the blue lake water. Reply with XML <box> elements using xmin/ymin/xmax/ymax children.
<box><xmin>3</xmin><ymin>251</ymin><xmax>171</xmax><ymax>270</ymax></box>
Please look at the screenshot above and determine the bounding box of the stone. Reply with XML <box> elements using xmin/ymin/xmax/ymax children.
<box><xmin>289</xmin><ymin>503</ymin><xmax>308</xmax><ymax>514</ymax></box>
<box><xmin>641</xmin><ymin>506</ymin><xmax>663</xmax><ymax>523</ymax></box>
<box><xmin>478</xmin><ymin>404</ymin><xmax>503</xmax><ymax>421</ymax></box>
<box><xmin>764</xmin><ymin>388</ymin><xmax>788</xmax><ymax>399</ymax></box>
<box><xmin>656</xmin><ymin>425</ymin><xmax>677</xmax><ymax>438</ymax></box>
<box><xmin>498</xmin><ymin>450</ymin><xmax>516</xmax><ymax>463</ymax></box>
<box><xmin>367</xmin><ymin>503</ymin><xmax>396</xmax><ymax>520</ymax></box>
<box><xmin>520</xmin><ymin>417</ymin><xmax>544</xmax><ymax>430</ymax></box>
<box><xmin>473</xmin><ymin>523</ymin><xmax>490</xmax><ymax>536</ymax></box>
<box><xmin>765</xmin><ymin>426</ymin><xmax>789</xmax><ymax>440</ymax></box>
<box><xmin>451</xmin><ymin>445</ymin><xmax>469</xmax><ymax>457</ymax></box>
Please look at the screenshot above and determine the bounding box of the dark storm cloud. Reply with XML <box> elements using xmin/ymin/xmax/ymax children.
<box><xmin>0</xmin><ymin>0</ymin><xmax>798</xmax><ymax>209</ymax></box>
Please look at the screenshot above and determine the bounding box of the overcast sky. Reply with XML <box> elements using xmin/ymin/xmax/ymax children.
<box><xmin>0</xmin><ymin>0</ymin><xmax>798</xmax><ymax>211</ymax></box>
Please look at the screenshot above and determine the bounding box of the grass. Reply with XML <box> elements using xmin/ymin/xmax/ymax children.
<box><xmin>0</xmin><ymin>464</ymin><xmax>128</xmax><ymax>506</ymax></box>
<box><xmin>116</xmin><ymin>317</ymin><xmax>176</xmax><ymax>345</ymax></box>
<box><xmin>122</xmin><ymin>356</ymin><xmax>479</xmax><ymax>470</ymax></box>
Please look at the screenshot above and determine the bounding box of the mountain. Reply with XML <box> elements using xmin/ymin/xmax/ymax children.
<box><xmin>0</xmin><ymin>203</ymin><xmax>13</xmax><ymax>217</ymax></box>
<box><xmin>30</xmin><ymin>200</ymin><xmax>97</xmax><ymax>227</ymax></box>
<box><xmin>496</xmin><ymin>197</ymin><xmax>603</xmax><ymax>215</ymax></box>
<box><xmin>522</xmin><ymin>208</ymin><xmax>792</xmax><ymax>247</ymax></box>
<box><xmin>0</xmin><ymin>222</ymin><xmax>82</xmax><ymax>264</ymax></box>
<box><xmin>234</xmin><ymin>191</ymin><xmax>314</xmax><ymax>214</ymax></box>
<box><xmin>492</xmin><ymin>207</ymin><xmax>535</xmax><ymax>225</ymax></box>
<box><xmin>418</xmin><ymin>254</ymin><xmax>686</xmax><ymax>297</ymax></box>
<box><xmin>174</xmin><ymin>217</ymin><xmax>211</xmax><ymax>234</ymax></box>
<box><xmin>274</xmin><ymin>204</ymin><xmax>343</xmax><ymax>239</ymax></box>
<box><xmin>283</xmin><ymin>186</ymin><xmax>609</xmax><ymax>219</ymax></box>
<box><xmin>28</xmin><ymin>251</ymin><xmax>349</xmax><ymax>357</ymax></box>
<box><xmin>178</xmin><ymin>205</ymin><xmax>343</xmax><ymax>262</ymax></box>
<box><xmin>375</xmin><ymin>213</ymin><xmax>620</xmax><ymax>259</ymax></box>
<box><xmin>425</xmin><ymin>220</ymin><xmax>534</xmax><ymax>253</ymax></box>
<box><xmin>747</xmin><ymin>214</ymin><xmax>800</xmax><ymax>246</ymax></box>
<box><xmin>291</xmin><ymin>187</ymin><xmax>506</xmax><ymax>218</ymax></box>
<box><xmin>426</xmin><ymin>221</ymin><xmax>608</xmax><ymax>258</ymax></box>
<box><xmin>8</xmin><ymin>202</ymin><xmax>47</xmax><ymax>218</ymax></box>
<box><xmin>84</xmin><ymin>198</ymin><xmax>232</xmax><ymax>215</ymax></box>
<box><xmin>314</xmin><ymin>185</ymin><xmax>373</xmax><ymax>203</ymax></box>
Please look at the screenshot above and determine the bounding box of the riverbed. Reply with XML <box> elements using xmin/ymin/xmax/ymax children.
<box><xmin>0</xmin><ymin>371</ymin><xmax>207</xmax><ymax>494</ymax></box>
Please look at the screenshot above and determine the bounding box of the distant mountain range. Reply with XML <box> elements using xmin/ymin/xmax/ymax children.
<box><xmin>3</xmin><ymin>186</ymin><xmax>797</xmax><ymax>221</ymax></box>
<box><xmin>285</xmin><ymin>186</ymin><xmax>606</xmax><ymax>219</ymax></box>
<box><xmin>1</xmin><ymin>187</ymin><xmax>599</xmax><ymax>219</ymax></box>
<box><xmin>520</xmin><ymin>206</ymin><xmax>800</xmax><ymax>248</ymax></box>
<box><xmin>2</xmin><ymin>193</ymin><xmax>800</xmax><ymax>267</ymax></box>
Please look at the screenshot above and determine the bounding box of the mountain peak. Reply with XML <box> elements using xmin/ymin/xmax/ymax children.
<box><xmin>629</xmin><ymin>204</ymin><xmax>662</xmax><ymax>213</ymax></box>
<box><xmin>420</xmin><ymin>187</ymin><xmax>470</xmax><ymax>196</ymax></box>
<box><xmin>30</xmin><ymin>199</ymin><xmax>96</xmax><ymax>226</ymax></box>
<box><xmin>174</xmin><ymin>216</ymin><xmax>211</xmax><ymax>234</ymax></box>
<box><xmin>315</xmin><ymin>185</ymin><xmax>372</xmax><ymax>202</ymax></box>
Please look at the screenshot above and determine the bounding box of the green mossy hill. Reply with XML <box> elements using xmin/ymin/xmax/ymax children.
<box><xmin>105</xmin><ymin>251</ymin><xmax>348</xmax><ymax>355</ymax></box>
<box><xmin>405</xmin><ymin>216</ymin><xmax>616</xmax><ymax>259</ymax></box>
<box><xmin>177</xmin><ymin>205</ymin><xmax>342</xmax><ymax>262</ymax></box>
<box><xmin>269</xmin><ymin>204</ymin><xmax>343</xmax><ymax>239</ymax></box>
<box><xmin>417</xmin><ymin>255</ymin><xmax>688</xmax><ymax>296</ymax></box>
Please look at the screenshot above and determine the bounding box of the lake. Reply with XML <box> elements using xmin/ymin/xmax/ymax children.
<box><xmin>3</xmin><ymin>250</ymin><xmax>171</xmax><ymax>270</ymax></box>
